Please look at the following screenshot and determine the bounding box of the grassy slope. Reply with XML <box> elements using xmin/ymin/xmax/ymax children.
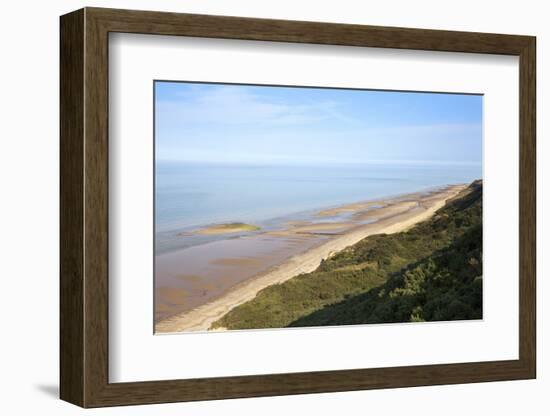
<box><xmin>212</xmin><ymin>181</ymin><xmax>482</xmax><ymax>330</ymax></box>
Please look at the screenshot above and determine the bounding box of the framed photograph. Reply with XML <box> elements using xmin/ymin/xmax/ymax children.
<box><xmin>60</xmin><ymin>7</ymin><xmax>536</xmax><ymax>407</ymax></box>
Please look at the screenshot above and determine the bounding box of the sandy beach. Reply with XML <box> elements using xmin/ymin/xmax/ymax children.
<box><xmin>155</xmin><ymin>184</ymin><xmax>466</xmax><ymax>333</ymax></box>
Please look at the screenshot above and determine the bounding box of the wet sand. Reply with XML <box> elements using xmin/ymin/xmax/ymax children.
<box><xmin>154</xmin><ymin>233</ymin><xmax>323</xmax><ymax>322</ymax></box>
<box><xmin>155</xmin><ymin>184</ymin><xmax>466</xmax><ymax>333</ymax></box>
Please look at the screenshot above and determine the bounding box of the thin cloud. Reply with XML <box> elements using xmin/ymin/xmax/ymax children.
<box><xmin>157</xmin><ymin>85</ymin><xmax>357</xmax><ymax>126</ymax></box>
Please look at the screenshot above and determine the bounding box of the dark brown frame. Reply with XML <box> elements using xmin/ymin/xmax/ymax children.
<box><xmin>60</xmin><ymin>7</ymin><xmax>536</xmax><ymax>408</ymax></box>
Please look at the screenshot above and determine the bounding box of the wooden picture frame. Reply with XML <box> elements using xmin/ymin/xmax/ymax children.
<box><xmin>60</xmin><ymin>7</ymin><xmax>536</xmax><ymax>408</ymax></box>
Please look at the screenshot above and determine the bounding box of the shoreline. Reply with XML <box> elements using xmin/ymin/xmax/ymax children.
<box><xmin>155</xmin><ymin>183</ymin><xmax>467</xmax><ymax>334</ymax></box>
<box><xmin>156</xmin><ymin>183</ymin><xmax>454</xmax><ymax>256</ymax></box>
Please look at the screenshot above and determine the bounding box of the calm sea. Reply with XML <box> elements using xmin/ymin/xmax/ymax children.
<box><xmin>155</xmin><ymin>161</ymin><xmax>481</xmax><ymax>254</ymax></box>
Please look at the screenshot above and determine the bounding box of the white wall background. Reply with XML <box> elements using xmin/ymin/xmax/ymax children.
<box><xmin>0</xmin><ymin>0</ymin><xmax>545</xmax><ymax>414</ymax></box>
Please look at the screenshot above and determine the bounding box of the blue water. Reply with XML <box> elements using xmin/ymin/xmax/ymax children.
<box><xmin>155</xmin><ymin>161</ymin><xmax>481</xmax><ymax>237</ymax></box>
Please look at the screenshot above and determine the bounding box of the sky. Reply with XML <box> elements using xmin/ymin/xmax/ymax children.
<box><xmin>155</xmin><ymin>81</ymin><xmax>482</xmax><ymax>166</ymax></box>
